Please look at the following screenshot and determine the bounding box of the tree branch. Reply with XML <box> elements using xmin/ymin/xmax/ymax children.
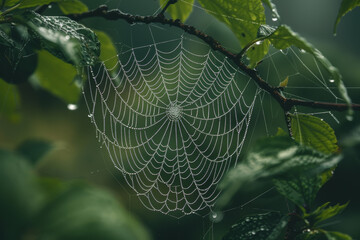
<box><xmin>68</xmin><ymin>5</ymin><xmax>360</xmax><ymax>113</ymax></box>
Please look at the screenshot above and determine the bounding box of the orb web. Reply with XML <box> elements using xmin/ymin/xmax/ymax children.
<box><xmin>84</xmin><ymin>36</ymin><xmax>259</xmax><ymax>215</ymax></box>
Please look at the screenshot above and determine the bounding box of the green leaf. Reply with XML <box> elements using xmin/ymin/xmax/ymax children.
<box><xmin>216</xmin><ymin>136</ymin><xmax>341</xmax><ymax>208</ymax></box>
<box><xmin>0</xmin><ymin>149</ymin><xmax>44</xmax><ymax>239</ymax></box>
<box><xmin>0</xmin><ymin>25</ymin><xmax>38</xmax><ymax>84</ymax></box>
<box><xmin>20</xmin><ymin>11</ymin><xmax>99</xmax><ymax>66</ymax></box>
<box><xmin>223</xmin><ymin>212</ymin><xmax>288</xmax><ymax>240</ymax></box>
<box><xmin>275</xmin><ymin>114</ymin><xmax>340</xmax><ymax>209</ymax></box>
<box><xmin>198</xmin><ymin>0</ymin><xmax>268</xmax><ymax>66</ymax></box>
<box><xmin>0</xmin><ymin>79</ymin><xmax>21</xmax><ymax>122</ymax></box>
<box><xmin>261</xmin><ymin>0</ymin><xmax>280</xmax><ymax>21</ymax></box>
<box><xmin>0</xmin><ymin>27</ymin><xmax>15</xmax><ymax>47</ymax></box>
<box><xmin>31</xmin><ymin>50</ymin><xmax>81</xmax><ymax>104</ymax></box>
<box><xmin>291</xmin><ymin>114</ymin><xmax>338</xmax><ymax>154</ymax></box>
<box><xmin>58</xmin><ymin>0</ymin><xmax>89</xmax><ymax>15</ymax></box>
<box><xmin>265</xmin><ymin>25</ymin><xmax>352</xmax><ymax>112</ymax></box>
<box><xmin>159</xmin><ymin>0</ymin><xmax>194</xmax><ymax>22</ymax></box>
<box><xmin>334</xmin><ymin>0</ymin><xmax>360</xmax><ymax>34</ymax></box>
<box><xmin>304</xmin><ymin>202</ymin><xmax>348</xmax><ymax>226</ymax></box>
<box><xmin>16</xmin><ymin>139</ymin><xmax>54</xmax><ymax>165</ymax></box>
<box><xmin>274</xmin><ymin>166</ymin><xmax>333</xmax><ymax>209</ymax></box>
<box><xmin>94</xmin><ymin>30</ymin><xmax>118</xmax><ymax>71</ymax></box>
<box><xmin>32</xmin><ymin>184</ymin><xmax>151</xmax><ymax>240</ymax></box>
<box><xmin>273</xmin><ymin>177</ymin><xmax>323</xmax><ymax>209</ymax></box>
<box><xmin>279</xmin><ymin>76</ymin><xmax>289</xmax><ymax>88</ymax></box>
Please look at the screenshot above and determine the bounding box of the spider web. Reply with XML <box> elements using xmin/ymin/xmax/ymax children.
<box><xmin>82</xmin><ymin>1</ymin><xmax>360</xmax><ymax>222</ymax></box>
<box><xmin>84</xmin><ymin>31</ymin><xmax>259</xmax><ymax>215</ymax></box>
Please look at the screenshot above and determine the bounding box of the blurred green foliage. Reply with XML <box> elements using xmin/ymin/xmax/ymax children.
<box><xmin>0</xmin><ymin>141</ymin><xmax>151</xmax><ymax>240</ymax></box>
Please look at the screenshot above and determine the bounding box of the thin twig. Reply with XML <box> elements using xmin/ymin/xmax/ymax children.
<box><xmin>67</xmin><ymin>5</ymin><xmax>360</xmax><ymax>113</ymax></box>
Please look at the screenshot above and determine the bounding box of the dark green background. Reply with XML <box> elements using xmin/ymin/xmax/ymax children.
<box><xmin>0</xmin><ymin>0</ymin><xmax>359</xmax><ymax>239</ymax></box>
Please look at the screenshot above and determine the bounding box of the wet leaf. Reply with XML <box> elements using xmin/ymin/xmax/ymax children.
<box><xmin>264</xmin><ymin>25</ymin><xmax>352</xmax><ymax>112</ymax></box>
<box><xmin>94</xmin><ymin>30</ymin><xmax>118</xmax><ymax>71</ymax></box>
<box><xmin>20</xmin><ymin>11</ymin><xmax>100</xmax><ymax>66</ymax></box>
<box><xmin>291</xmin><ymin>114</ymin><xmax>338</xmax><ymax>154</ymax></box>
<box><xmin>334</xmin><ymin>0</ymin><xmax>360</xmax><ymax>34</ymax></box>
<box><xmin>274</xmin><ymin>176</ymin><xmax>326</xmax><ymax>209</ymax></box>
<box><xmin>261</xmin><ymin>0</ymin><xmax>280</xmax><ymax>22</ymax></box>
<box><xmin>223</xmin><ymin>212</ymin><xmax>288</xmax><ymax>240</ymax></box>
<box><xmin>198</xmin><ymin>0</ymin><xmax>268</xmax><ymax>66</ymax></box>
<box><xmin>217</xmin><ymin>136</ymin><xmax>341</xmax><ymax>208</ymax></box>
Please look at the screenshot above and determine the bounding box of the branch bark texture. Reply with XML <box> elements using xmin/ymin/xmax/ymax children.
<box><xmin>68</xmin><ymin>5</ymin><xmax>360</xmax><ymax>112</ymax></box>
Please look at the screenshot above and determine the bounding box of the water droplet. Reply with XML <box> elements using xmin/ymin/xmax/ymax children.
<box><xmin>65</xmin><ymin>35</ymin><xmax>70</xmax><ymax>40</ymax></box>
<box><xmin>280</xmin><ymin>49</ymin><xmax>288</xmax><ymax>55</ymax></box>
<box><xmin>346</xmin><ymin>114</ymin><xmax>353</xmax><ymax>121</ymax></box>
<box><xmin>67</xmin><ymin>104</ymin><xmax>78</xmax><ymax>111</ymax></box>
<box><xmin>272</xmin><ymin>17</ymin><xmax>278</xmax><ymax>22</ymax></box>
<box><xmin>88</xmin><ymin>114</ymin><xmax>93</xmax><ymax>118</ymax></box>
<box><xmin>329</xmin><ymin>79</ymin><xmax>335</xmax><ymax>83</ymax></box>
<box><xmin>255</xmin><ymin>41</ymin><xmax>262</xmax><ymax>45</ymax></box>
<box><xmin>209</xmin><ymin>211</ymin><xmax>224</xmax><ymax>223</ymax></box>
<box><xmin>300</xmin><ymin>49</ymin><xmax>306</xmax><ymax>53</ymax></box>
<box><xmin>251</xmin><ymin>231</ymin><xmax>256</xmax><ymax>235</ymax></box>
<box><xmin>48</xmin><ymin>4</ymin><xmax>52</xmax><ymax>8</ymax></box>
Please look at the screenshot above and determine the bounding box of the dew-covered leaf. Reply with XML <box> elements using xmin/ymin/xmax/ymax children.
<box><xmin>159</xmin><ymin>0</ymin><xmax>194</xmax><ymax>22</ymax></box>
<box><xmin>265</xmin><ymin>25</ymin><xmax>352</xmax><ymax>111</ymax></box>
<box><xmin>0</xmin><ymin>27</ymin><xmax>15</xmax><ymax>47</ymax></box>
<box><xmin>198</xmin><ymin>0</ymin><xmax>268</xmax><ymax>66</ymax></box>
<box><xmin>0</xmin><ymin>25</ymin><xmax>38</xmax><ymax>84</ymax></box>
<box><xmin>20</xmin><ymin>11</ymin><xmax>99</xmax><ymax>66</ymax></box>
<box><xmin>304</xmin><ymin>202</ymin><xmax>348</xmax><ymax>226</ymax></box>
<box><xmin>0</xmin><ymin>79</ymin><xmax>21</xmax><ymax>122</ymax></box>
<box><xmin>223</xmin><ymin>212</ymin><xmax>288</xmax><ymax>240</ymax></box>
<box><xmin>291</xmin><ymin>114</ymin><xmax>338</xmax><ymax>154</ymax></box>
<box><xmin>31</xmin><ymin>50</ymin><xmax>81</xmax><ymax>104</ymax></box>
<box><xmin>0</xmin><ymin>149</ymin><xmax>44</xmax><ymax>239</ymax></box>
<box><xmin>94</xmin><ymin>30</ymin><xmax>118</xmax><ymax>71</ymax></box>
<box><xmin>16</xmin><ymin>139</ymin><xmax>54</xmax><ymax>165</ymax></box>
<box><xmin>32</xmin><ymin>184</ymin><xmax>151</xmax><ymax>240</ymax></box>
<box><xmin>217</xmin><ymin>136</ymin><xmax>341</xmax><ymax>208</ymax></box>
<box><xmin>273</xmin><ymin>169</ymin><xmax>333</xmax><ymax>209</ymax></box>
<box><xmin>273</xmin><ymin>177</ymin><xmax>320</xmax><ymax>209</ymax></box>
<box><xmin>58</xmin><ymin>0</ymin><xmax>89</xmax><ymax>15</ymax></box>
<box><xmin>261</xmin><ymin>0</ymin><xmax>280</xmax><ymax>22</ymax></box>
<box><xmin>334</xmin><ymin>0</ymin><xmax>360</xmax><ymax>34</ymax></box>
